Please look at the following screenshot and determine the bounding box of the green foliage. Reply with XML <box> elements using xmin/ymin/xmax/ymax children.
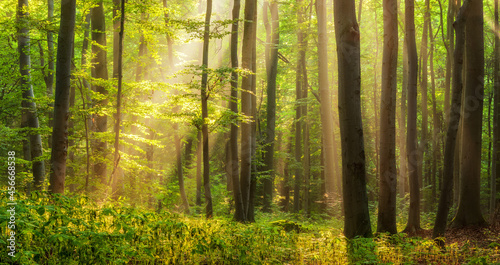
<box><xmin>1</xmin><ymin>192</ymin><xmax>499</xmax><ymax>264</ymax></box>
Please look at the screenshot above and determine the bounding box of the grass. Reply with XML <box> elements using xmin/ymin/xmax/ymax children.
<box><xmin>1</xmin><ymin>192</ymin><xmax>499</xmax><ymax>264</ymax></box>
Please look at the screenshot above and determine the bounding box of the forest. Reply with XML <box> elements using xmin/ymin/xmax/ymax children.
<box><xmin>1</xmin><ymin>0</ymin><xmax>500</xmax><ymax>263</ymax></box>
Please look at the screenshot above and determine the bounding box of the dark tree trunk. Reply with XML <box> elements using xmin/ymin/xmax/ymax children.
<box><xmin>230</xmin><ymin>0</ymin><xmax>245</xmax><ymax>222</ymax></box>
<box><xmin>110</xmin><ymin>0</ymin><xmax>125</xmax><ymax>197</ymax></box>
<box><xmin>377</xmin><ymin>0</ymin><xmax>398</xmax><ymax>234</ymax></box>
<box><xmin>18</xmin><ymin>0</ymin><xmax>46</xmax><ymax>191</ymax></box>
<box><xmin>433</xmin><ymin>1</ymin><xmax>467</xmax><ymax>239</ymax></box>
<box><xmin>452</xmin><ymin>0</ymin><xmax>486</xmax><ymax>228</ymax></box>
<box><xmin>196</xmin><ymin>131</ymin><xmax>202</xmax><ymax>206</ymax></box>
<box><xmin>333</xmin><ymin>0</ymin><xmax>372</xmax><ymax>238</ymax></box>
<box><xmin>262</xmin><ymin>1</ymin><xmax>279</xmax><ymax>213</ymax></box>
<box><xmin>419</xmin><ymin>0</ymin><xmax>430</xmax><ymax>195</ymax></box>
<box><xmin>91</xmin><ymin>1</ymin><xmax>109</xmax><ymax>186</ymax></box>
<box><xmin>240</xmin><ymin>0</ymin><xmax>256</xmax><ymax>219</ymax></box>
<box><xmin>399</xmin><ymin>34</ymin><xmax>408</xmax><ymax>197</ymax></box>
<box><xmin>48</xmin><ymin>0</ymin><xmax>76</xmax><ymax>194</ymax></box>
<box><xmin>491</xmin><ymin>0</ymin><xmax>499</xmax><ymax>220</ymax></box>
<box><xmin>404</xmin><ymin>0</ymin><xmax>421</xmax><ymax>233</ymax></box>
<box><xmin>201</xmin><ymin>0</ymin><xmax>213</xmax><ymax>218</ymax></box>
<box><xmin>46</xmin><ymin>0</ymin><xmax>54</xmax><ymax>149</ymax></box>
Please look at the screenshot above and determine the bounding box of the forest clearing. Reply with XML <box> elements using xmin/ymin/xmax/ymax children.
<box><xmin>2</xmin><ymin>0</ymin><xmax>500</xmax><ymax>263</ymax></box>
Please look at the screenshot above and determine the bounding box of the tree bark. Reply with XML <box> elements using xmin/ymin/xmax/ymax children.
<box><xmin>294</xmin><ymin>0</ymin><xmax>305</xmax><ymax>214</ymax></box>
<box><xmin>404</xmin><ymin>0</ymin><xmax>421</xmax><ymax>233</ymax></box>
<box><xmin>491</xmin><ymin>0</ymin><xmax>499</xmax><ymax>221</ymax></box>
<box><xmin>262</xmin><ymin>1</ymin><xmax>279</xmax><ymax>213</ymax></box>
<box><xmin>452</xmin><ymin>0</ymin><xmax>486</xmax><ymax>228</ymax></box>
<box><xmin>91</xmin><ymin>0</ymin><xmax>109</xmax><ymax>186</ymax></box>
<box><xmin>110</xmin><ymin>0</ymin><xmax>125</xmax><ymax>197</ymax></box>
<box><xmin>316</xmin><ymin>0</ymin><xmax>336</xmax><ymax>209</ymax></box>
<box><xmin>240</xmin><ymin>0</ymin><xmax>256</xmax><ymax>219</ymax></box>
<box><xmin>333</xmin><ymin>0</ymin><xmax>372</xmax><ymax>238</ymax></box>
<box><xmin>48</xmin><ymin>0</ymin><xmax>76</xmax><ymax>194</ymax></box>
<box><xmin>18</xmin><ymin>0</ymin><xmax>46</xmax><ymax>191</ymax></box>
<box><xmin>377</xmin><ymin>0</ymin><xmax>398</xmax><ymax>234</ymax></box>
<box><xmin>433</xmin><ymin>2</ymin><xmax>467</xmax><ymax>238</ymax></box>
<box><xmin>229</xmin><ymin>0</ymin><xmax>245</xmax><ymax>222</ymax></box>
<box><xmin>46</xmin><ymin>0</ymin><xmax>54</xmax><ymax>149</ymax></box>
<box><xmin>201</xmin><ymin>0</ymin><xmax>213</xmax><ymax>218</ymax></box>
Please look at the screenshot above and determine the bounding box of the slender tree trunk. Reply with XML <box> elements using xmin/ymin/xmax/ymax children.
<box><xmin>294</xmin><ymin>0</ymin><xmax>305</xmax><ymax>214</ymax></box>
<box><xmin>333</xmin><ymin>0</ymin><xmax>372</xmax><ymax>238</ymax></box>
<box><xmin>201</xmin><ymin>0</ymin><xmax>213</xmax><ymax>218</ymax></box>
<box><xmin>377</xmin><ymin>0</ymin><xmax>398</xmax><ymax>234</ymax></box>
<box><xmin>373</xmin><ymin>8</ymin><xmax>380</xmax><ymax>187</ymax></box>
<box><xmin>196</xmin><ymin>131</ymin><xmax>202</xmax><ymax>206</ymax></box>
<box><xmin>419</xmin><ymin>0</ymin><xmax>430</xmax><ymax>199</ymax></box>
<box><xmin>491</xmin><ymin>0</ymin><xmax>499</xmax><ymax>220</ymax></box>
<box><xmin>429</xmin><ymin>21</ymin><xmax>439</xmax><ymax>205</ymax></box>
<box><xmin>445</xmin><ymin>0</ymin><xmax>458</xmax><ymax>123</ymax></box>
<box><xmin>91</xmin><ymin>1</ymin><xmax>109</xmax><ymax>186</ymax></box>
<box><xmin>404</xmin><ymin>0</ymin><xmax>421</xmax><ymax>233</ymax></box>
<box><xmin>240</xmin><ymin>0</ymin><xmax>256</xmax><ymax>219</ymax></box>
<box><xmin>452</xmin><ymin>0</ymin><xmax>486</xmax><ymax>228</ymax></box>
<box><xmin>110</xmin><ymin>0</ymin><xmax>124</xmax><ymax>194</ymax></box>
<box><xmin>230</xmin><ymin>0</ymin><xmax>245</xmax><ymax>222</ymax></box>
<box><xmin>262</xmin><ymin>1</ymin><xmax>279</xmax><ymax>213</ymax></box>
<box><xmin>399</xmin><ymin>34</ymin><xmax>408</xmax><ymax>197</ymax></box>
<box><xmin>46</xmin><ymin>0</ymin><xmax>54</xmax><ymax>149</ymax></box>
<box><xmin>433</xmin><ymin>1</ymin><xmax>467</xmax><ymax>238</ymax></box>
<box><xmin>18</xmin><ymin>0</ymin><xmax>46</xmax><ymax>191</ymax></box>
<box><xmin>247</xmin><ymin>2</ymin><xmax>258</xmax><ymax>222</ymax></box>
<box><xmin>316</xmin><ymin>0</ymin><xmax>336</xmax><ymax>208</ymax></box>
<box><xmin>48</xmin><ymin>0</ymin><xmax>76</xmax><ymax>194</ymax></box>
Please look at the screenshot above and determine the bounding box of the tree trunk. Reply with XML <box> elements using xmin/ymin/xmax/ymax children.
<box><xmin>240</xmin><ymin>0</ymin><xmax>256</xmax><ymax>219</ymax></box>
<box><xmin>91</xmin><ymin>0</ymin><xmax>109</xmax><ymax>186</ymax></box>
<box><xmin>452</xmin><ymin>0</ymin><xmax>486</xmax><ymax>228</ymax></box>
<box><xmin>399</xmin><ymin>34</ymin><xmax>408</xmax><ymax>197</ymax></box>
<box><xmin>247</xmin><ymin>2</ymin><xmax>258</xmax><ymax>222</ymax></box>
<box><xmin>491</xmin><ymin>0</ymin><xmax>499</xmax><ymax>221</ymax></box>
<box><xmin>316</xmin><ymin>0</ymin><xmax>336</xmax><ymax>209</ymax></box>
<box><xmin>196</xmin><ymin>131</ymin><xmax>202</xmax><ymax>206</ymax></box>
<box><xmin>432</xmin><ymin>12</ymin><xmax>465</xmax><ymax>230</ymax></box>
<box><xmin>404</xmin><ymin>0</ymin><xmax>421</xmax><ymax>233</ymax></box>
<box><xmin>48</xmin><ymin>0</ymin><xmax>76</xmax><ymax>194</ymax></box>
<box><xmin>294</xmin><ymin>0</ymin><xmax>305</xmax><ymax>214</ymax></box>
<box><xmin>18</xmin><ymin>0</ymin><xmax>46</xmax><ymax>191</ymax></box>
<box><xmin>229</xmin><ymin>0</ymin><xmax>245</xmax><ymax>222</ymax></box>
<box><xmin>110</xmin><ymin>0</ymin><xmax>124</xmax><ymax>197</ymax></box>
<box><xmin>377</xmin><ymin>0</ymin><xmax>398</xmax><ymax>234</ymax></box>
<box><xmin>419</xmin><ymin>0</ymin><xmax>430</xmax><ymax>196</ymax></box>
<box><xmin>262</xmin><ymin>1</ymin><xmax>279</xmax><ymax>213</ymax></box>
<box><xmin>46</xmin><ymin>0</ymin><xmax>54</xmax><ymax>149</ymax></box>
<box><xmin>201</xmin><ymin>0</ymin><xmax>213</xmax><ymax>218</ymax></box>
<box><xmin>333</xmin><ymin>0</ymin><xmax>372</xmax><ymax>238</ymax></box>
<box><xmin>429</xmin><ymin>20</ymin><xmax>439</xmax><ymax>206</ymax></box>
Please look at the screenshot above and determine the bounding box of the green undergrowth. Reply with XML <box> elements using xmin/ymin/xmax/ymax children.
<box><xmin>1</xmin><ymin>192</ymin><xmax>499</xmax><ymax>264</ymax></box>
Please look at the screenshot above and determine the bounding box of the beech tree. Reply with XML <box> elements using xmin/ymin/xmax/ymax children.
<box><xmin>18</xmin><ymin>0</ymin><xmax>45</xmax><ymax>190</ymax></box>
<box><xmin>378</xmin><ymin>0</ymin><xmax>398</xmax><ymax>234</ymax></box>
<box><xmin>452</xmin><ymin>0</ymin><xmax>486</xmax><ymax>228</ymax></box>
<box><xmin>48</xmin><ymin>0</ymin><xmax>76</xmax><ymax>194</ymax></box>
<box><xmin>262</xmin><ymin>0</ymin><xmax>279</xmax><ymax>213</ymax></box>
<box><xmin>404</xmin><ymin>0</ymin><xmax>421</xmax><ymax>233</ymax></box>
<box><xmin>333</xmin><ymin>0</ymin><xmax>372</xmax><ymax>238</ymax></box>
<box><xmin>201</xmin><ymin>0</ymin><xmax>213</xmax><ymax>218</ymax></box>
<box><xmin>91</xmin><ymin>0</ymin><xmax>109</xmax><ymax>186</ymax></box>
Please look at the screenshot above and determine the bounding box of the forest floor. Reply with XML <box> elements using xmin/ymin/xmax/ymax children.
<box><xmin>1</xmin><ymin>192</ymin><xmax>500</xmax><ymax>264</ymax></box>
